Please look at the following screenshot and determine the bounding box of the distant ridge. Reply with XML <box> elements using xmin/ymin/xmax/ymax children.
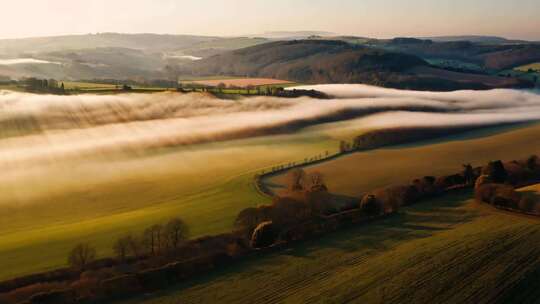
<box><xmin>249</xmin><ymin>31</ymin><xmax>337</xmax><ymax>39</ymax></box>
<box><xmin>419</xmin><ymin>35</ymin><xmax>529</xmax><ymax>44</ymax></box>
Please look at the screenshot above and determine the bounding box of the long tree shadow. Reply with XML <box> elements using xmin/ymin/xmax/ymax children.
<box><xmin>114</xmin><ymin>189</ymin><xmax>478</xmax><ymax>303</ymax></box>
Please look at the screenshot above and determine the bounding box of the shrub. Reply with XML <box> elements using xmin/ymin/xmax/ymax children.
<box><xmin>234</xmin><ymin>207</ymin><xmax>267</xmax><ymax>237</ymax></box>
<box><xmin>436</xmin><ymin>174</ymin><xmax>465</xmax><ymax>190</ymax></box>
<box><xmin>370</xmin><ymin>185</ymin><xmax>419</xmax><ymax>213</ymax></box>
<box><xmin>482</xmin><ymin>160</ymin><xmax>508</xmax><ymax>183</ymax></box>
<box><xmin>413</xmin><ymin>176</ymin><xmax>439</xmax><ymax>196</ymax></box>
<box><xmin>527</xmin><ymin>155</ymin><xmax>538</xmax><ymax>170</ymax></box>
<box><xmin>303</xmin><ymin>189</ymin><xmax>337</xmax><ymax>216</ymax></box>
<box><xmin>0</xmin><ymin>282</ymin><xmax>69</xmax><ymax>304</ymax></box>
<box><xmin>250</xmin><ymin>221</ymin><xmax>278</xmax><ymax>249</ymax></box>
<box><xmin>271</xmin><ymin>197</ymin><xmax>311</xmax><ymax>226</ymax></box>
<box><xmin>475</xmin><ymin>184</ymin><xmax>521</xmax><ymax>208</ymax></box>
<box><xmin>360</xmin><ymin>194</ymin><xmax>382</xmax><ymax>216</ymax></box>
<box><xmin>463</xmin><ymin>163</ymin><xmax>476</xmax><ymax>185</ymax></box>
<box><xmin>519</xmin><ymin>195</ymin><xmax>538</xmax><ymax>213</ymax></box>
<box><xmin>474</xmin><ymin>175</ymin><xmax>492</xmax><ymax>190</ymax></box>
<box><xmin>491</xmin><ymin>186</ymin><xmax>520</xmax><ymax>209</ymax></box>
<box><xmin>68</xmin><ymin>243</ymin><xmax>96</xmax><ymax>270</ymax></box>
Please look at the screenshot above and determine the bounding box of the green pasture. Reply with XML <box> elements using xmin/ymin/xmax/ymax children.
<box><xmin>121</xmin><ymin>190</ymin><xmax>540</xmax><ymax>304</ymax></box>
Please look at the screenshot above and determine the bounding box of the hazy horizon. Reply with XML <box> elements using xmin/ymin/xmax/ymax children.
<box><xmin>1</xmin><ymin>0</ymin><xmax>539</xmax><ymax>41</ymax></box>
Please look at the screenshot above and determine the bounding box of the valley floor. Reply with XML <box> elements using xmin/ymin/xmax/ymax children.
<box><xmin>120</xmin><ymin>189</ymin><xmax>540</xmax><ymax>304</ymax></box>
<box><xmin>1</xmin><ymin>122</ymin><xmax>540</xmax><ymax>281</ymax></box>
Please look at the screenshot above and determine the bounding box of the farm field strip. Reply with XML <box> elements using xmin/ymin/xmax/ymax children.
<box><xmin>267</xmin><ymin>122</ymin><xmax>540</xmax><ymax>198</ymax></box>
<box><xmin>181</xmin><ymin>78</ymin><xmax>293</xmax><ymax>87</ymax></box>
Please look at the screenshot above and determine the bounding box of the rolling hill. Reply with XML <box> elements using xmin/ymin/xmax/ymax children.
<box><xmin>187</xmin><ymin>40</ymin><xmax>530</xmax><ymax>90</ymax></box>
<box><xmin>0</xmin><ymin>33</ymin><xmax>269</xmax><ymax>80</ymax></box>
<box><xmin>0</xmin><ymin>34</ymin><xmax>537</xmax><ymax>89</ymax></box>
<box><xmin>0</xmin><ymin>33</ymin><xmax>267</xmax><ymax>55</ymax></box>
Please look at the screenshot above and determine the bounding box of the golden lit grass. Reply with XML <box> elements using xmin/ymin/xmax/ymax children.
<box><xmin>267</xmin><ymin>123</ymin><xmax>540</xmax><ymax>197</ymax></box>
<box><xmin>182</xmin><ymin>78</ymin><xmax>293</xmax><ymax>88</ymax></box>
<box><xmin>515</xmin><ymin>62</ymin><xmax>540</xmax><ymax>72</ymax></box>
<box><xmin>121</xmin><ymin>191</ymin><xmax>540</xmax><ymax>304</ymax></box>
<box><xmin>1</xmin><ymin>120</ymin><xmax>539</xmax><ymax>281</ymax></box>
<box><xmin>0</xmin><ymin>131</ymin><xmax>337</xmax><ymax>281</ymax></box>
<box><xmin>62</xmin><ymin>81</ymin><xmax>118</xmax><ymax>90</ymax></box>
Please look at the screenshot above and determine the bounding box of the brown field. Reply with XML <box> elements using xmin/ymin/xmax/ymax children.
<box><xmin>185</xmin><ymin>78</ymin><xmax>293</xmax><ymax>88</ymax></box>
<box><xmin>266</xmin><ymin>123</ymin><xmax>540</xmax><ymax>198</ymax></box>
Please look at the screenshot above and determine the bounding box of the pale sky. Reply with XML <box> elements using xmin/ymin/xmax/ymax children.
<box><xmin>1</xmin><ymin>0</ymin><xmax>539</xmax><ymax>40</ymax></box>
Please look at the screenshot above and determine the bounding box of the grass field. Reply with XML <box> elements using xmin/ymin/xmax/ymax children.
<box><xmin>182</xmin><ymin>78</ymin><xmax>293</xmax><ymax>88</ymax></box>
<box><xmin>62</xmin><ymin>81</ymin><xmax>118</xmax><ymax>90</ymax></box>
<box><xmin>0</xmin><ymin>130</ymin><xmax>337</xmax><ymax>281</ymax></box>
<box><xmin>1</xmin><ymin>116</ymin><xmax>540</xmax><ymax>281</ymax></box>
<box><xmin>267</xmin><ymin>123</ymin><xmax>540</xmax><ymax>197</ymax></box>
<box><xmin>62</xmin><ymin>81</ymin><xmax>172</xmax><ymax>93</ymax></box>
<box><xmin>119</xmin><ymin>190</ymin><xmax>540</xmax><ymax>304</ymax></box>
<box><xmin>515</xmin><ymin>62</ymin><xmax>540</xmax><ymax>72</ymax></box>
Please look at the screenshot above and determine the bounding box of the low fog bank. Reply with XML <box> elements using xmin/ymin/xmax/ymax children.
<box><xmin>1</xmin><ymin>86</ymin><xmax>540</xmax><ymax>165</ymax></box>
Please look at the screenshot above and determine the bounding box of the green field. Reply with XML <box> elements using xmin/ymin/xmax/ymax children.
<box><xmin>1</xmin><ymin>119</ymin><xmax>540</xmax><ymax>282</ymax></box>
<box><xmin>62</xmin><ymin>81</ymin><xmax>118</xmax><ymax>90</ymax></box>
<box><xmin>120</xmin><ymin>190</ymin><xmax>540</xmax><ymax>304</ymax></box>
<box><xmin>0</xmin><ymin>129</ymin><xmax>337</xmax><ymax>280</ymax></box>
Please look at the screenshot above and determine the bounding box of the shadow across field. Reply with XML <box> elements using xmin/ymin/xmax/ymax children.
<box><xmin>118</xmin><ymin>189</ymin><xmax>478</xmax><ymax>304</ymax></box>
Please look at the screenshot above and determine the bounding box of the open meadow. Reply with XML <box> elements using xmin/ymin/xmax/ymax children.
<box><xmin>267</xmin><ymin>122</ymin><xmax>540</xmax><ymax>198</ymax></box>
<box><xmin>181</xmin><ymin>78</ymin><xmax>293</xmax><ymax>88</ymax></box>
<box><xmin>1</xmin><ymin>85</ymin><xmax>540</xmax><ymax>282</ymax></box>
<box><xmin>515</xmin><ymin>62</ymin><xmax>540</xmax><ymax>72</ymax></box>
<box><xmin>119</xmin><ymin>189</ymin><xmax>540</xmax><ymax>304</ymax></box>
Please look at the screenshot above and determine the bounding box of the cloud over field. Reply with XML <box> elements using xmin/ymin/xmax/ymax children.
<box><xmin>1</xmin><ymin>86</ymin><xmax>540</xmax><ymax>164</ymax></box>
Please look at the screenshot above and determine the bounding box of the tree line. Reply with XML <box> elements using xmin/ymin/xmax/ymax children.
<box><xmin>67</xmin><ymin>217</ymin><xmax>190</xmax><ymax>271</ymax></box>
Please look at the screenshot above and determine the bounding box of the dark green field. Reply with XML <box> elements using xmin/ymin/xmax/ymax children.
<box><xmin>120</xmin><ymin>189</ymin><xmax>540</xmax><ymax>304</ymax></box>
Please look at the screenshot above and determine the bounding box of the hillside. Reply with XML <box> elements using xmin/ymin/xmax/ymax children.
<box><xmin>0</xmin><ymin>33</ymin><xmax>269</xmax><ymax>80</ymax></box>
<box><xmin>421</xmin><ymin>35</ymin><xmax>529</xmax><ymax>44</ymax></box>
<box><xmin>186</xmin><ymin>40</ymin><xmax>529</xmax><ymax>90</ymax></box>
<box><xmin>378</xmin><ymin>38</ymin><xmax>540</xmax><ymax>71</ymax></box>
<box><xmin>121</xmin><ymin>191</ymin><xmax>540</xmax><ymax>304</ymax></box>
<box><xmin>0</xmin><ymin>33</ymin><xmax>267</xmax><ymax>55</ymax></box>
<box><xmin>0</xmin><ymin>34</ymin><xmax>536</xmax><ymax>88</ymax></box>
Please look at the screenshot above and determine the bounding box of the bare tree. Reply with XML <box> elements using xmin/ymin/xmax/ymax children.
<box><xmin>125</xmin><ymin>235</ymin><xmax>142</xmax><ymax>258</ymax></box>
<box><xmin>68</xmin><ymin>243</ymin><xmax>96</xmax><ymax>270</ymax></box>
<box><xmin>164</xmin><ymin>218</ymin><xmax>190</xmax><ymax>250</ymax></box>
<box><xmin>143</xmin><ymin>224</ymin><xmax>163</xmax><ymax>255</ymax></box>
<box><xmin>463</xmin><ymin>164</ymin><xmax>475</xmax><ymax>186</ymax></box>
<box><xmin>288</xmin><ymin>168</ymin><xmax>306</xmax><ymax>192</ymax></box>
<box><xmin>113</xmin><ymin>236</ymin><xmax>132</xmax><ymax>260</ymax></box>
<box><xmin>307</xmin><ymin>171</ymin><xmax>327</xmax><ymax>191</ymax></box>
